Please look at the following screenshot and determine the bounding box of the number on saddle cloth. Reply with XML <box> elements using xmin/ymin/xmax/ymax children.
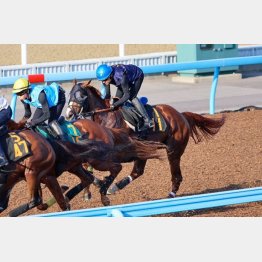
<box><xmin>35</xmin><ymin>121</ymin><xmax>82</xmax><ymax>144</ymax></box>
<box><xmin>0</xmin><ymin>132</ymin><xmax>31</xmax><ymax>163</ymax></box>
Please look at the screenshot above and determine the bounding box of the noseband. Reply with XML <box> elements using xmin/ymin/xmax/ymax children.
<box><xmin>68</xmin><ymin>101</ymin><xmax>83</xmax><ymax>114</ymax></box>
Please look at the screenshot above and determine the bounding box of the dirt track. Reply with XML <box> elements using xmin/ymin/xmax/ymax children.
<box><xmin>1</xmin><ymin>109</ymin><xmax>261</xmax><ymax>217</ymax></box>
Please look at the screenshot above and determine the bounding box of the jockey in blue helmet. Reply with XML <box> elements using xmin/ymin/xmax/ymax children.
<box><xmin>96</xmin><ymin>64</ymin><xmax>154</xmax><ymax>131</ymax></box>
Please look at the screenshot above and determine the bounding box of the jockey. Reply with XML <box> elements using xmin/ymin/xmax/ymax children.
<box><xmin>0</xmin><ymin>96</ymin><xmax>12</xmax><ymax>167</ymax></box>
<box><xmin>96</xmin><ymin>64</ymin><xmax>154</xmax><ymax>131</ymax></box>
<box><xmin>12</xmin><ymin>78</ymin><xmax>66</xmax><ymax>140</ymax></box>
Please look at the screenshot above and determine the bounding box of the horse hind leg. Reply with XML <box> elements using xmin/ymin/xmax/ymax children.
<box><xmin>107</xmin><ymin>160</ymin><xmax>147</xmax><ymax>195</ymax></box>
<box><xmin>167</xmin><ymin>150</ymin><xmax>183</xmax><ymax>198</ymax></box>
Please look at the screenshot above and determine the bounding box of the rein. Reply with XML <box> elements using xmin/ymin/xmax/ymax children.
<box><xmin>75</xmin><ymin>108</ymin><xmax>112</xmax><ymax>119</ymax></box>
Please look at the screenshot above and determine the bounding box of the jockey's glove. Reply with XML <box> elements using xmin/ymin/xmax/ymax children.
<box><xmin>110</xmin><ymin>105</ymin><xmax>115</xmax><ymax>111</ymax></box>
<box><xmin>25</xmin><ymin>121</ymin><xmax>35</xmax><ymax>129</ymax></box>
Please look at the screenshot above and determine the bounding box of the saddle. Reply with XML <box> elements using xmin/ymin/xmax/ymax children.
<box><xmin>120</xmin><ymin>102</ymin><xmax>167</xmax><ymax>133</ymax></box>
<box><xmin>35</xmin><ymin>119</ymin><xmax>83</xmax><ymax>144</ymax></box>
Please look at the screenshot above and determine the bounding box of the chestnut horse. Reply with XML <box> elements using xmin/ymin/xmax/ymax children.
<box><xmin>66</xmin><ymin>80</ymin><xmax>225</xmax><ymax>198</ymax></box>
<box><xmin>0</xmin><ymin>123</ymin><xmax>69</xmax><ymax>214</ymax></box>
<box><xmin>3</xmin><ymin>119</ymin><xmax>165</xmax><ymax>214</ymax></box>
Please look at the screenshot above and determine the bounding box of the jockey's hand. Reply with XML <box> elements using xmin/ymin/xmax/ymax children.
<box><xmin>25</xmin><ymin>121</ymin><xmax>35</xmax><ymax>129</ymax></box>
<box><xmin>19</xmin><ymin>117</ymin><xmax>29</xmax><ymax>125</ymax></box>
<box><xmin>110</xmin><ymin>105</ymin><xmax>115</xmax><ymax>111</ymax></box>
<box><xmin>24</xmin><ymin>122</ymin><xmax>32</xmax><ymax>129</ymax></box>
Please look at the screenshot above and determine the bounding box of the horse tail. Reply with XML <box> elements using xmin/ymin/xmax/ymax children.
<box><xmin>121</xmin><ymin>139</ymin><xmax>167</xmax><ymax>162</ymax></box>
<box><xmin>182</xmin><ymin>112</ymin><xmax>225</xmax><ymax>144</ymax></box>
<box><xmin>62</xmin><ymin>139</ymin><xmax>166</xmax><ymax>163</ymax></box>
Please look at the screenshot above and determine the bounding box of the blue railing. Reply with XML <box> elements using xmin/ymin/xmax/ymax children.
<box><xmin>34</xmin><ymin>186</ymin><xmax>262</xmax><ymax>217</ymax></box>
<box><xmin>5</xmin><ymin>55</ymin><xmax>262</xmax><ymax>115</ymax></box>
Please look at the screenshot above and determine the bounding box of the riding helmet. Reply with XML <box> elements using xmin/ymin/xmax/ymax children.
<box><xmin>96</xmin><ymin>64</ymin><xmax>113</xmax><ymax>81</ymax></box>
<box><xmin>13</xmin><ymin>78</ymin><xmax>30</xmax><ymax>94</ymax></box>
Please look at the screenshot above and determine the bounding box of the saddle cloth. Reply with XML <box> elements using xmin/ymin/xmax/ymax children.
<box><xmin>1</xmin><ymin>132</ymin><xmax>31</xmax><ymax>162</ymax></box>
<box><xmin>35</xmin><ymin>120</ymin><xmax>82</xmax><ymax>143</ymax></box>
<box><xmin>120</xmin><ymin>103</ymin><xmax>167</xmax><ymax>132</ymax></box>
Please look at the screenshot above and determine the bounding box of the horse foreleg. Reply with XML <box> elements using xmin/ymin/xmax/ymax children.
<box><xmin>37</xmin><ymin>185</ymin><xmax>69</xmax><ymax>211</ymax></box>
<box><xmin>43</xmin><ymin>175</ymin><xmax>70</xmax><ymax>211</ymax></box>
<box><xmin>24</xmin><ymin>170</ymin><xmax>42</xmax><ymax>209</ymax></box>
<box><xmin>107</xmin><ymin>160</ymin><xmax>147</xmax><ymax>195</ymax></box>
<box><xmin>167</xmin><ymin>153</ymin><xmax>182</xmax><ymax>198</ymax></box>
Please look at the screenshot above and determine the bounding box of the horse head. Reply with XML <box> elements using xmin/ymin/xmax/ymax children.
<box><xmin>66</xmin><ymin>80</ymin><xmax>108</xmax><ymax>120</ymax></box>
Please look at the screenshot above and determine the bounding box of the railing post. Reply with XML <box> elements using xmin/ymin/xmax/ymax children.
<box><xmin>209</xmin><ymin>67</ymin><xmax>220</xmax><ymax>114</ymax></box>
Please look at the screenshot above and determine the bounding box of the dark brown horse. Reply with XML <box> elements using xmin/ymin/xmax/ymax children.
<box><xmin>66</xmin><ymin>80</ymin><xmax>225</xmax><ymax>198</ymax></box>
<box><xmin>3</xmin><ymin>119</ymin><xmax>165</xmax><ymax>213</ymax></box>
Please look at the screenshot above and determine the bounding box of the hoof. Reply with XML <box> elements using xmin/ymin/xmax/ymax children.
<box><xmin>28</xmin><ymin>197</ymin><xmax>42</xmax><ymax>209</ymax></box>
<box><xmin>107</xmin><ymin>184</ymin><xmax>119</xmax><ymax>195</ymax></box>
<box><xmin>168</xmin><ymin>192</ymin><xmax>176</xmax><ymax>198</ymax></box>
<box><xmin>37</xmin><ymin>203</ymin><xmax>48</xmax><ymax>211</ymax></box>
<box><xmin>101</xmin><ymin>195</ymin><xmax>110</xmax><ymax>206</ymax></box>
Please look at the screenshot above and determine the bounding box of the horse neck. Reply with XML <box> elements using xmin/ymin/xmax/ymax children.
<box><xmin>7</xmin><ymin>120</ymin><xmax>24</xmax><ymax>131</ymax></box>
<box><xmin>85</xmin><ymin>87</ymin><xmax>128</xmax><ymax>129</ymax></box>
<box><xmin>94</xmin><ymin>110</ymin><xmax>127</xmax><ymax>129</ymax></box>
<box><xmin>86</xmin><ymin>88</ymin><xmax>107</xmax><ymax>111</ymax></box>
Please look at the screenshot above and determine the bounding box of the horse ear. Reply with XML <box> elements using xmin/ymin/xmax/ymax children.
<box><xmin>82</xmin><ymin>80</ymin><xmax>92</xmax><ymax>88</ymax></box>
<box><xmin>73</xmin><ymin>79</ymin><xmax>77</xmax><ymax>85</ymax></box>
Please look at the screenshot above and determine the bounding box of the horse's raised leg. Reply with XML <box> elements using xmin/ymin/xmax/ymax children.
<box><xmin>107</xmin><ymin>160</ymin><xmax>147</xmax><ymax>195</ymax></box>
<box><xmin>70</xmin><ymin>166</ymin><xmax>95</xmax><ymax>201</ymax></box>
<box><xmin>99</xmin><ymin>163</ymin><xmax>122</xmax><ymax>206</ymax></box>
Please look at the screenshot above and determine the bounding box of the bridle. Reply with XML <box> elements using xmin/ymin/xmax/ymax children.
<box><xmin>67</xmin><ymin>101</ymin><xmax>84</xmax><ymax>120</ymax></box>
<box><xmin>68</xmin><ymin>101</ymin><xmax>84</xmax><ymax>114</ymax></box>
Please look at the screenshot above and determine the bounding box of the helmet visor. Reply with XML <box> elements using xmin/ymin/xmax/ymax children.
<box><xmin>16</xmin><ymin>89</ymin><xmax>29</xmax><ymax>96</ymax></box>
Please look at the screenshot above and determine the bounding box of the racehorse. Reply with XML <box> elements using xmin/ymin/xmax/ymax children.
<box><xmin>66</xmin><ymin>80</ymin><xmax>225</xmax><ymax>198</ymax></box>
<box><xmin>0</xmin><ymin>122</ymin><xmax>69</xmax><ymax>214</ymax></box>
<box><xmin>3</xmin><ymin>119</ymin><xmax>165</xmax><ymax>212</ymax></box>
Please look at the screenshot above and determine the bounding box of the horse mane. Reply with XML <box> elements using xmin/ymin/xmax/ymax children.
<box><xmin>81</xmin><ymin>81</ymin><xmax>102</xmax><ymax>100</ymax></box>
<box><xmin>7</xmin><ymin>119</ymin><xmax>26</xmax><ymax>131</ymax></box>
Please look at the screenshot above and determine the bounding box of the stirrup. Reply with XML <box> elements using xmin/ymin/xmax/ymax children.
<box><xmin>147</xmin><ymin>121</ymin><xmax>154</xmax><ymax>128</ymax></box>
<box><xmin>143</xmin><ymin>120</ymin><xmax>154</xmax><ymax>130</ymax></box>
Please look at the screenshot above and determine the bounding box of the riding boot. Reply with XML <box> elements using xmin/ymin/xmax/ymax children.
<box><xmin>131</xmin><ymin>97</ymin><xmax>154</xmax><ymax>131</ymax></box>
<box><xmin>49</xmin><ymin>120</ymin><xmax>67</xmax><ymax>141</ymax></box>
<box><xmin>0</xmin><ymin>144</ymin><xmax>8</xmax><ymax>167</ymax></box>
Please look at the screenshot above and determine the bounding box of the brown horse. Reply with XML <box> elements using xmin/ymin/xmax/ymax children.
<box><xmin>3</xmin><ymin>119</ymin><xmax>165</xmax><ymax>212</ymax></box>
<box><xmin>0</xmin><ymin>122</ymin><xmax>70</xmax><ymax>214</ymax></box>
<box><xmin>66</xmin><ymin>80</ymin><xmax>225</xmax><ymax>198</ymax></box>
